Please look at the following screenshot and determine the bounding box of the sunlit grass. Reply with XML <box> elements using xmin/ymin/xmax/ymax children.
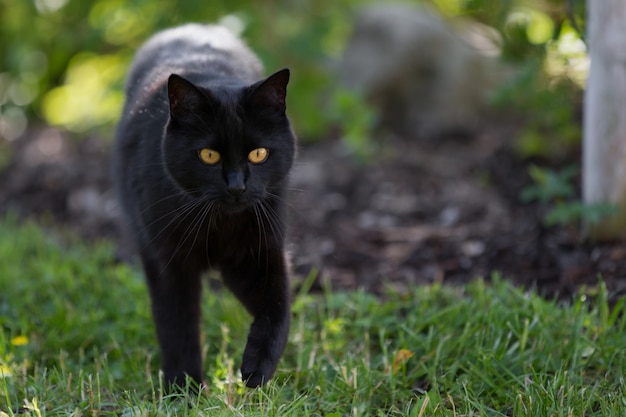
<box><xmin>0</xmin><ymin>215</ymin><xmax>625</xmax><ymax>416</ymax></box>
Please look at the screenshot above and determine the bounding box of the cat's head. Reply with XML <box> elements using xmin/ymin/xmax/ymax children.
<box><xmin>162</xmin><ymin>69</ymin><xmax>296</xmax><ymax>212</ymax></box>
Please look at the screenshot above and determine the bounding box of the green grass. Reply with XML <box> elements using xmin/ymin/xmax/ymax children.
<box><xmin>0</xmin><ymin>215</ymin><xmax>625</xmax><ymax>416</ymax></box>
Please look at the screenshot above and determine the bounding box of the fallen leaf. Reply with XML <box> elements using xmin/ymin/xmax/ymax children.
<box><xmin>392</xmin><ymin>348</ymin><xmax>414</xmax><ymax>374</ymax></box>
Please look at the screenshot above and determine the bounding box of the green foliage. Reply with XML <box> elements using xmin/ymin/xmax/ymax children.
<box><xmin>329</xmin><ymin>89</ymin><xmax>379</xmax><ymax>162</ymax></box>
<box><xmin>521</xmin><ymin>165</ymin><xmax>618</xmax><ymax>227</ymax></box>
<box><xmin>0</xmin><ymin>0</ymin><xmax>361</xmax><ymax>140</ymax></box>
<box><xmin>41</xmin><ymin>53</ymin><xmax>128</xmax><ymax>132</ymax></box>
<box><xmin>1</xmin><ymin>216</ymin><xmax>625</xmax><ymax>416</ymax></box>
<box><xmin>490</xmin><ymin>58</ymin><xmax>583</xmax><ymax>158</ymax></box>
<box><xmin>545</xmin><ymin>202</ymin><xmax>619</xmax><ymax>228</ymax></box>
<box><xmin>521</xmin><ymin>164</ymin><xmax>577</xmax><ymax>204</ymax></box>
<box><xmin>489</xmin><ymin>11</ymin><xmax>587</xmax><ymax>159</ymax></box>
<box><xmin>1</xmin><ymin>0</ymin><xmax>587</xmax><ymax>150</ymax></box>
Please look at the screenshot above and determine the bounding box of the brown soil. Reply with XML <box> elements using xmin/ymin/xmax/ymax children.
<box><xmin>1</xmin><ymin>124</ymin><xmax>625</xmax><ymax>301</ymax></box>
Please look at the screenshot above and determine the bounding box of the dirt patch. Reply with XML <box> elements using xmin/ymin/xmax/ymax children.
<box><xmin>1</xmin><ymin>124</ymin><xmax>625</xmax><ymax>301</ymax></box>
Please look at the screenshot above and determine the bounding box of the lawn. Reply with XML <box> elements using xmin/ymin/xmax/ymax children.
<box><xmin>0</xmin><ymin>215</ymin><xmax>624</xmax><ymax>416</ymax></box>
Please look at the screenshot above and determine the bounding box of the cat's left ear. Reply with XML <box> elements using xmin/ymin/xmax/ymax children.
<box><xmin>248</xmin><ymin>68</ymin><xmax>290</xmax><ymax>113</ymax></box>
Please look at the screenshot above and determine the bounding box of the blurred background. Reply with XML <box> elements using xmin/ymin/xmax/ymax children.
<box><xmin>0</xmin><ymin>0</ymin><xmax>586</xmax><ymax>142</ymax></box>
<box><xmin>3</xmin><ymin>0</ymin><xmax>617</xmax><ymax>298</ymax></box>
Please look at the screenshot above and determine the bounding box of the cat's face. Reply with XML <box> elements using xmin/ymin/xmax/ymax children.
<box><xmin>162</xmin><ymin>69</ymin><xmax>295</xmax><ymax>212</ymax></box>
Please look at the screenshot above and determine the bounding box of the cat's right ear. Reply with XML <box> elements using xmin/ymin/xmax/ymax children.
<box><xmin>167</xmin><ymin>74</ymin><xmax>205</xmax><ymax>120</ymax></box>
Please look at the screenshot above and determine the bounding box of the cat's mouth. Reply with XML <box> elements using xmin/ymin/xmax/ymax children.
<box><xmin>194</xmin><ymin>188</ymin><xmax>261</xmax><ymax>214</ymax></box>
<box><xmin>215</xmin><ymin>195</ymin><xmax>255</xmax><ymax>213</ymax></box>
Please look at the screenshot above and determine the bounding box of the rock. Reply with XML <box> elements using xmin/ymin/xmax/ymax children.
<box><xmin>338</xmin><ymin>3</ymin><xmax>502</xmax><ymax>138</ymax></box>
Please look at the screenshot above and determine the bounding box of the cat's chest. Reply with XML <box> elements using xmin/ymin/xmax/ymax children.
<box><xmin>150</xmin><ymin>204</ymin><xmax>259</xmax><ymax>260</ymax></box>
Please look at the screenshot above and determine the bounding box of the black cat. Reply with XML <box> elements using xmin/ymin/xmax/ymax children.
<box><xmin>112</xmin><ymin>24</ymin><xmax>296</xmax><ymax>389</ymax></box>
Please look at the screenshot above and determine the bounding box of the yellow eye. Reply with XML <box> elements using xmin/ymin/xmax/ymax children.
<box><xmin>248</xmin><ymin>148</ymin><xmax>269</xmax><ymax>164</ymax></box>
<box><xmin>198</xmin><ymin>148</ymin><xmax>220</xmax><ymax>165</ymax></box>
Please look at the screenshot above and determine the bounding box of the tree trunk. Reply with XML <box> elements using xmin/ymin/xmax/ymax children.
<box><xmin>583</xmin><ymin>0</ymin><xmax>626</xmax><ymax>240</ymax></box>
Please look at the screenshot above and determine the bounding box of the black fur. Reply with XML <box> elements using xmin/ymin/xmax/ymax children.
<box><xmin>112</xmin><ymin>24</ymin><xmax>296</xmax><ymax>389</ymax></box>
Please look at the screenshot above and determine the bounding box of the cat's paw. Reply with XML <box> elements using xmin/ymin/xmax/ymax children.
<box><xmin>240</xmin><ymin>344</ymin><xmax>279</xmax><ymax>388</ymax></box>
<box><xmin>240</xmin><ymin>314</ymin><xmax>289</xmax><ymax>388</ymax></box>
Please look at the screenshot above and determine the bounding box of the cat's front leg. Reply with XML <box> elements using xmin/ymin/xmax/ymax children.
<box><xmin>240</xmin><ymin>302</ymin><xmax>290</xmax><ymax>387</ymax></box>
<box><xmin>141</xmin><ymin>254</ymin><xmax>204</xmax><ymax>390</ymax></box>
<box><xmin>221</xmin><ymin>252</ymin><xmax>291</xmax><ymax>387</ymax></box>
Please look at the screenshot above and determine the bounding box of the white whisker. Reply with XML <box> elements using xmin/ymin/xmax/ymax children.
<box><xmin>160</xmin><ymin>196</ymin><xmax>213</xmax><ymax>272</ymax></box>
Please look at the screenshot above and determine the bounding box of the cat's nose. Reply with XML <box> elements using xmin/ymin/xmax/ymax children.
<box><xmin>226</xmin><ymin>171</ymin><xmax>246</xmax><ymax>197</ymax></box>
<box><xmin>227</xmin><ymin>184</ymin><xmax>246</xmax><ymax>197</ymax></box>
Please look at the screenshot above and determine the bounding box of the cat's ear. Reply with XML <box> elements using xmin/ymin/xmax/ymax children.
<box><xmin>248</xmin><ymin>68</ymin><xmax>290</xmax><ymax>113</ymax></box>
<box><xmin>167</xmin><ymin>74</ymin><xmax>206</xmax><ymax>119</ymax></box>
